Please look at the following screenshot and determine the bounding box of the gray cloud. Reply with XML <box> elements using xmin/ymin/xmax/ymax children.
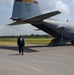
<box><xmin>55</xmin><ymin>0</ymin><xmax>70</xmax><ymax>14</ymax></box>
<box><xmin>72</xmin><ymin>0</ymin><xmax>74</xmax><ymax>3</ymax></box>
<box><xmin>38</xmin><ymin>0</ymin><xmax>70</xmax><ymax>14</ymax></box>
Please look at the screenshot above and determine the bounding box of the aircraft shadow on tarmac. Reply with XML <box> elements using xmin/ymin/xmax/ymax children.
<box><xmin>0</xmin><ymin>44</ymin><xmax>73</xmax><ymax>53</ymax></box>
<box><xmin>0</xmin><ymin>44</ymin><xmax>73</xmax><ymax>56</ymax></box>
<box><xmin>26</xmin><ymin>44</ymin><xmax>73</xmax><ymax>48</ymax></box>
<box><xmin>0</xmin><ymin>46</ymin><xmax>40</xmax><ymax>53</ymax></box>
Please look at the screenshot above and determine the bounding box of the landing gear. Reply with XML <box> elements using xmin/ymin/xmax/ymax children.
<box><xmin>48</xmin><ymin>38</ymin><xmax>59</xmax><ymax>46</ymax></box>
<box><xmin>71</xmin><ymin>41</ymin><xmax>74</xmax><ymax>45</ymax></box>
<box><xmin>48</xmin><ymin>35</ymin><xmax>65</xmax><ymax>46</ymax></box>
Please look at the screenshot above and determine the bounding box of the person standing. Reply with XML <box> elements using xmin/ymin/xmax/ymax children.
<box><xmin>17</xmin><ymin>35</ymin><xmax>25</xmax><ymax>55</ymax></box>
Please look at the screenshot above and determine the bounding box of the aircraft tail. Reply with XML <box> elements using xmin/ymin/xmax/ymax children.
<box><xmin>11</xmin><ymin>0</ymin><xmax>41</xmax><ymax>20</ymax></box>
<box><xmin>9</xmin><ymin>0</ymin><xmax>61</xmax><ymax>25</ymax></box>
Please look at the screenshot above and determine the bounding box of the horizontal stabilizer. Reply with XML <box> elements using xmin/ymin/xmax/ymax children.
<box><xmin>8</xmin><ymin>21</ymin><xmax>26</xmax><ymax>25</ymax></box>
<box><xmin>22</xmin><ymin>11</ymin><xmax>61</xmax><ymax>22</ymax></box>
<box><xmin>9</xmin><ymin>11</ymin><xmax>61</xmax><ymax>25</ymax></box>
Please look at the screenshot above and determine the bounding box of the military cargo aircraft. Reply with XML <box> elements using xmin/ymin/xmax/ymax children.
<box><xmin>9</xmin><ymin>0</ymin><xmax>74</xmax><ymax>46</ymax></box>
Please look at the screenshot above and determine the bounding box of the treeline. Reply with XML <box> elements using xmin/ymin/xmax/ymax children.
<box><xmin>0</xmin><ymin>34</ymin><xmax>53</xmax><ymax>38</ymax></box>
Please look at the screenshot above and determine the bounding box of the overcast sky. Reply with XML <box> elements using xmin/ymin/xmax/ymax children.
<box><xmin>0</xmin><ymin>0</ymin><xmax>74</xmax><ymax>36</ymax></box>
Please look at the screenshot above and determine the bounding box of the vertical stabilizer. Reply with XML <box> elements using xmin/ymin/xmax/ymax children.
<box><xmin>12</xmin><ymin>0</ymin><xmax>41</xmax><ymax>20</ymax></box>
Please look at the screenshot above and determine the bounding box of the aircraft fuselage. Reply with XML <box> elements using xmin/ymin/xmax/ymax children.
<box><xmin>43</xmin><ymin>19</ymin><xmax>74</xmax><ymax>40</ymax></box>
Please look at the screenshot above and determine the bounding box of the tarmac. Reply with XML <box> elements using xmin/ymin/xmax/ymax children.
<box><xmin>0</xmin><ymin>44</ymin><xmax>74</xmax><ymax>75</ymax></box>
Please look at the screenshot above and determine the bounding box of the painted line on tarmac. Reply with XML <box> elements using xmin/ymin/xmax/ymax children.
<box><xmin>6</xmin><ymin>58</ymin><xmax>44</xmax><ymax>73</ymax></box>
<box><xmin>24</xmin><ymin>64</ymin><xmax>44</xmax><ymax>73</ymax></box>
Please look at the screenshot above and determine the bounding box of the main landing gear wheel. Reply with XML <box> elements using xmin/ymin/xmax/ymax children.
<box><xmin>71</xmin><ymin>41</ymin><xmax>74</xmax><ymax>45</ymax></box>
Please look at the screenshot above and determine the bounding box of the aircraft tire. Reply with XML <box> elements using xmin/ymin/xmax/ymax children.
<box><xmin>71</xmin><ymin>41</ymin><xmax>74</xmax><ymax>45</ymax></box>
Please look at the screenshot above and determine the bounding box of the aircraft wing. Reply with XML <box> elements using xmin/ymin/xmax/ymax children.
<box><xmin>9</xmin><ymin>11</ymin><xmax>61</xmax><ymax>25</ymax></box>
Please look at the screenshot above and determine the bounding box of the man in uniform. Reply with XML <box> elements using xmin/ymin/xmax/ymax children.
<box><xmin>17</xmin><ymin>35</ymin><xmax>25</xmax><ymax>55</ymax></box>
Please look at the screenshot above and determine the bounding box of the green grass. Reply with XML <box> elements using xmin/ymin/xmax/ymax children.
<box><xmin>0</xmin><ymin>38</ymin><xmax>53</xmax><ymax>46</ymax></box>
<box><xmin>25</xmin><ymin>38</ymin><xmax>53</xmax><ymax>44</ymax></box>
